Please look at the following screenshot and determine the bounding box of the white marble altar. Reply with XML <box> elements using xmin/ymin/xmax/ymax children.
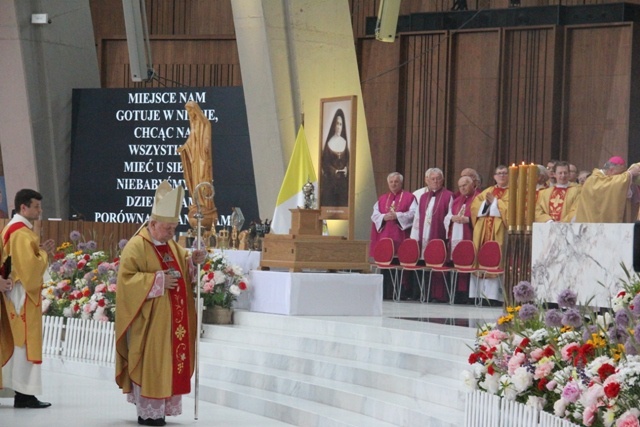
<box><xmin>247</xmin><ymin>270</ymin><xmax>383</xmax><ymax>316</ymax></box>
<box><xmin>531</xmin><ymin>223</ymin><xmax>634</xmax><ymax>307</ymax></box>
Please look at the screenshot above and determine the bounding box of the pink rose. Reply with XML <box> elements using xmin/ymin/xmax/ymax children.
<box><xmin>546</xmin><ymin>380</ymin><xmax>558</xmax><ymax>391</ymax></box>
<box><xmin>108</xmin><ymin>284</ymin><xmax>117</xmax><ymax>292</ymax></box>
<box><xmin>617</xmin><ymin>410</ymin><xmax>640</xmax><ymax>427</ymax></box>
<box><xmin>534</xmin><ymin>360</ymin><xmax>554</xmax><ymax>379</ymax></box>
<box><xmin>95</xmin><ymin>284</ymin><xmax>106</xmax><ymax>293</ymax></box>
<box><xmin>530</xmin><ymin>348</ymin><xmax>544</xmax><ymax>361</ymax></box>
<box><xmin>582</xmin><ymin>405</ymin><xmax>597</xmax><ymax>426</ymax></box>
<box><xmin>77</xmin><ymin>259</ymin><xmax>87</xmax><ymax>269</ymax></box>
<box><xmin>507</xmin><ymin>352</ymin><xmax>526</xmax><ymax>375</ymax></box>
<box><xmin>484</xmin><ymin>330</ymin><xmax>508</xmax><ymax>347</ymax></box>
<box><xmin>561</xmin><ymin>381</ymin><xmax>581</xmax><ymax>403</ymax></box>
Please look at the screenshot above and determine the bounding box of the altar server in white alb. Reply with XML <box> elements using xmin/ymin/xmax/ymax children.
<box><xmin>0</xmin><ymin>189</ymin><xmax>55</xmax><ymax>408</ymax></box>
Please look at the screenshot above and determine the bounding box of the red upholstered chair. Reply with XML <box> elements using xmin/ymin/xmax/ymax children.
<box><xmin>397</xmin><ymin>238</ymin><xmax>424</xmax><ymax>302</ymax></box>
<box><xmin>372</xmin><ymin>238</ymin><xmax>400</xmax><ymax>299</ymax></box>
<box><xmin>450</xmin><ymin>240</ymin><xmax>477</xmax><ymax>305</ymax></box>
<box><xmin>423</xmin><ymin>239</ymin><xmax>452</xmax><ymax>303</ymax></box>
<box><xmin>475</xmin><ymin>240</ymin><xmax>504</xmax><ymax>306</ymax></box>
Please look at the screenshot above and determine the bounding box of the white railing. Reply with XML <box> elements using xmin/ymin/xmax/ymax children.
<box><xmin>42</xmin><ymin>316</ymin><xmax>115</xmax><ymax>364</ymax></box>
<box><xmin>465</xmin><ymin>391</ymin><xmax>581</xmax><ymax>427</ymax></box>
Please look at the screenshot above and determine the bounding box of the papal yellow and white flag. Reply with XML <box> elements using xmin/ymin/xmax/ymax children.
<box><xmin>271</xmin><ymin>125</ymin><xmax>317</xmax><ymax>234</ymax></box>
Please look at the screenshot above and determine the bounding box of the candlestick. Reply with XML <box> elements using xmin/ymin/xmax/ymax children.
<box><xmin>526</xmin><ymin>163</ymin><xmax>537</xmax><ymax>228</ymax></box>
<box><xmin>516</xmin><ymin>163</ymin><xmax>527</xmax><ymax>230</ymax></box>
<box><xmin>508</xmin><ymin>164</ymin><xmax>518</xmax><ymax>230</ymax></box>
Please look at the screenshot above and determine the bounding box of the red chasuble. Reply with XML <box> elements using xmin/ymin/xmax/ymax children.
<box><xmin>146</xmin><ymin>240</ymin><xmax>192</xmax><ymax>395</ymax></box>
<box><xmin>547</xmin><ymin>187</ymin><xmax>568</xmax><ymax>222</ymax></box>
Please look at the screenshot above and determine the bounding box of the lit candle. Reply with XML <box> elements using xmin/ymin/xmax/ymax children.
<box><xmin>508</xmin><ymin>164</ymin><xmax>518</xmax><ymax>229</ymax></box>
<box><xmin>526</xmin><ymin>163</ymin><xmax>537</xmax><ymax>228</ymax></box>
<box><xmin>516</xmin><ymin>162</ymin><xmax>527</xmax><ymax>230</ymax></box>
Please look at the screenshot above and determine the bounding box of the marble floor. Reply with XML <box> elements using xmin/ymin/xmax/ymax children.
<box><xmin>0</xmin><ymin>301</ymin><xmax>502</xmax><ymax>427</ymax></box>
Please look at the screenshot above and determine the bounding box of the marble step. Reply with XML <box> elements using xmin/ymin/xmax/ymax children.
<box><xmin>199</xmin><ymin>355</ymin><xmax>464</xmax><ymax>426</ymax></box>
<box><xmin>199</xmin><ymin>376</ymin><xmax>425</xmax><ymax>427</ymax></box>
<box><xmin>198</xmin><ymin>339</ymin><xmax>466</xmax><ymax>410</ymax></box>
<box><xmin>232</xmin><ymin>310</ymin><xmax>476</xmax><ymax>358</ymax></box>
<box><xmin>201</xmin><ymin>325</ymin><xmax>470</xmax><ymax>381</ymax></box>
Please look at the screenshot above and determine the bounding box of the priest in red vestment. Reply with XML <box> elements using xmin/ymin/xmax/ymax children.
<box><xmin>410</xmin><ymin>168</ymin><xmax>454</xmax><ymax>302</ymax></box>
<box><xmin>370</xmin><ymin>172</ymin><xmax>416</xmax><ymax>299</ymax></box>
<box><xmin>116</xmin><ymin>181</ymin><xmax>206</xmax><ymax>426</ymax></box>
<box><xmin>535</xmin><ymin>161</ymin><xmax>581</xmax><ymax>223</ymax></box>
<box><xmin>444</xmin><ymin>175</ymin><xmax>480</xmax><ymax>304</ymax></box>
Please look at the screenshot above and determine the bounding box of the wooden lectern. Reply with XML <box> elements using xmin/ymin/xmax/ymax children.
<box><xmin>260</xmin><ymin>209</ymin><xmax>370</xmax><ymax>272</ymax></box>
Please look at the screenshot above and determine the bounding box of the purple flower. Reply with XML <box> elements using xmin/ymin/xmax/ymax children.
<box><xmin>108</xmin><ymin>277</ymin><xmax>117</xmax><ymax>285</ymax></box>
<box><xmin>50</xmin><ymin>261</ymin><xmax>62</xmax><ymax>272</ymax></box>
<box><xmin>582</xmin><ymin>325</ymin><xmax>598</xmax><ymax>342</ymax></box>
<box><xmin>615</xmin><ymin>310</ymin><xmax>630</xmax><ymax>327</ymax></box>
<box><xmin>609</xmin><ymin>325</ymin><xmax>629</xmax><ymax>344</ymax></box>
<box><xmin>118</xmin><ymin>239</ymin><xmax>128</xmax><ymax>250</ymax></box>
<box><xmin>625</xmin><ymin>338</ymin><xmax>639</xmax><ymax>356</ymax></box>
<box><xmin>561</xmin><ymin>308</ymin><xmax>582</xmax><ymax>328</ymax></box>
<box><xmin>634</xmin><ymin>324</ymin><xmax>640</xmax><ymax>342</ymax></box>
<box><xmin>557</xmin><ymin>289</ymin><xmax>577</xmax><ymax>308</ymax></box>
<box><xmin>545</xmin><ymin>309</ymin><xmax>563</xmax><ymax>328</ymax></box>
<box><xmin>78</xmin><ymin>242</ymin><xmax>87</xmax><ymax>251</ymax></box>
<box><xmin>97</xmin><ymin>263</ymin><xmax>110</xmax><ymax>275</ymax></box>
<box><xmin>518</xmin><ymin>303</ymin><xmax>539</xmax><ymax>321</ymax></box>
<box><xmin>86</xmin><ymin>240</ymin><xmax>97</xmax><ymax>251</ymax></box>
<box><xmin>513</xmin><ymin>281</ymin><xmax>535</xmax><ymax>303</ymax></box>
<box><xmin>69</xmin><ymin>230</ymin><xmax>81</xmax><ymax>242</ymax></box>
<box><xmin>632</xmin><ymin>294</ymin><xmax>640</xmax><ymax>317</ymax></box>
<box><xmin>63</xmin><ymin>260</ymin><xmax>77</xmax><ymax>272</ymax></box>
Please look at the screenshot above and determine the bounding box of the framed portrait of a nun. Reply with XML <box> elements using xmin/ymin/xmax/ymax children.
<box><xmin>318</xmin><ymin>95</ymin><xmax>357</xmax><ymax>223</ymax></box>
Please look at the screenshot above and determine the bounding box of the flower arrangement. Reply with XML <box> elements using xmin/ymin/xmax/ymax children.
<box><xmin>41</xmin><ymin>232</ymin><xmax>127</xmax><ymax>322</ymax></box>
<box><xmin>463</xmin><ymin>268</ymin><xmax>640</xmax><ymax>427</ymax></box>
<box><xmin>199</xmin><ymin>251</ymin><xmax>248</xmax><ymax>309</ymax></box>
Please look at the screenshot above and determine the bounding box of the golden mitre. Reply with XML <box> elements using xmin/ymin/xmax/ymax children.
<box><xmin>151</xmin><ymin>180</ymin><xmax>184</xmax><ymax>223</ymax></box>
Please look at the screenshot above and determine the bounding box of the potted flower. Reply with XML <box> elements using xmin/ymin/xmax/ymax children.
<box><xmin>199</xmin><ymin>251</ymin><xmax>248</xmax><ymax>324</ymax></box>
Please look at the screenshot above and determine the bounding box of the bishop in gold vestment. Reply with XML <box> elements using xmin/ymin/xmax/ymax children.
<box><xmin>575</xmin><ymin>157</ymin><xmax>640</xmax><ymax>223</ymax></box>
<box><xmin>116</xmin><ymin>181</ymin><xmax>206</xmax><ymax>426</ymax></box>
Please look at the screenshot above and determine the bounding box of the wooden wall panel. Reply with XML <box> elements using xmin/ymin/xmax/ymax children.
<box><xmin>562</xmin><ymin>24</ymin><xmax>632</xmax><ymax>171</ymax></box>
<box><xmin>101</xmin><ymin>39</ymin><xmax>241</xmax><ymax>88</ymax></box>
<box><xmin>359</xmin><ymin>39</ymin><xmax>402</xmax><ymax>194</ymax></box>
<box><xmin>500</xmin><ymin>27</ymin><xmax>559</xmax><ymax>166</ymax></box>
<box><xmin>399</xmin><ymin>33</ymin><xmax>450</xmax><ymax>193</ymax></box>
<box><xmin>449</xmin><ymin>30</ymin><xmax>501</xmax><ymax>189</ymax></box>
<box><xmin>90</xmin><ymin>0</ymin><xmax>234</xmax><ymax>38</ymax></box>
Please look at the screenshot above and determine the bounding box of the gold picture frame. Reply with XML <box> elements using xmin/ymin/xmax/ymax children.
<box><xmin>318</xmin><ymin>95</ymin><xmax>357</xmax><ymax>230</ymax></box>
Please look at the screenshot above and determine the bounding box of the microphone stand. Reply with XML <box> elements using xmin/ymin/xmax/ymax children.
<box><xmin>193</xmin><ymin>181</ymin><xmax>214</xmax><ymax>420</ymax></box>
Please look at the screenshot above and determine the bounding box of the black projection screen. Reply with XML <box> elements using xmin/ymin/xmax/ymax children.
<box><xmin>70</xmin><ymin>87</ymin><xmax>258</xmax><ymax>230</ymax></box>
